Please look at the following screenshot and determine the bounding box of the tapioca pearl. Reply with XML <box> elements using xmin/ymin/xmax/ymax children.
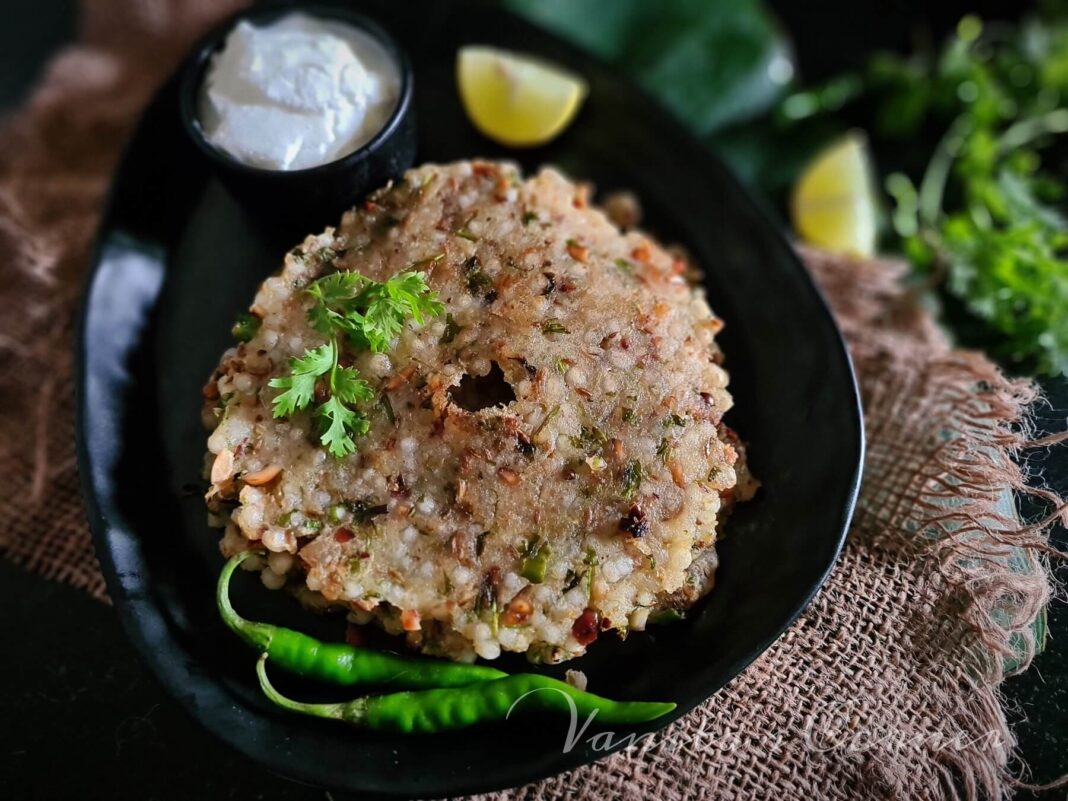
<box><xmin>267</xmin><ymin>551</ymin><xmax>294</xmax><ymax>575</ymax></box>
<box><xmin>474</xmin><ymin>638</ymin><xmax>501</xmax><ymax>660</ymax></box>
<box><xmin>260</xmin><ymin>569</ymin><xmax>286</xmax><ymax>590</ymax></box>
<box><xmin>366</xmin><ymin>352</ymin><xmax>392</xmax><ymax>378</ymax></box>
<box><xmin>565</xmin><ymin>366</ymin><xmax>587</xmax><ymax>388</ymax></box>
<box><xmin>233</xmin><ymin>373</ymin><xmax>255</xmax><ymax>394</ymax></box>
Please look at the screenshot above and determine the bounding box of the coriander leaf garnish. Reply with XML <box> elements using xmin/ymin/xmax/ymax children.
<box><xmin>380</xmin><ymin>270</ymin><xmax>445</xmax><ymax>324</ymax></box>
<box><xmin>331</xmin><ymin>365</ymin><xmax>374</xmax><ymax>405</ymax></box>
<box><xmin>306</xmin><ymin>271</ymin><xmax>368</xmax><ymax>308</ymax></box>
<box><xmin>268</xmin><ymin>268</ymin><xmax>443</xmax><ymax>458</ymax></box>
<box><xmin>269</xmin><ymin>343</ymin><xmax>335</xmax><ymax>417</ymax></box>
<box><xmin>621</xmin><ymin>460</ymin><xmax>643</xmax><ymax>500</ymax></box>
<box><xmin>305</xmin><ymin>269</ymin><xmax>444</xmax><ymax>353</ymax></box>
<box><xmin>316</xmin><ymin>396</ymin><xmax>369</xmax><ymax>458</ymax></box>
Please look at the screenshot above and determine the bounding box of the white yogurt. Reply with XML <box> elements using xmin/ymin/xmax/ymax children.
<box><xmin>198</xmin><ymin>13</ymin><xmax>400</xmax><ymax>170</ymax></box>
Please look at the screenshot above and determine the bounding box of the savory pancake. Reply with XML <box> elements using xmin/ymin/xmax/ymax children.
<box><xmin>203</xmin><ymin>160</ymin><xmax>754</xmax><ymax>663</ymax></box>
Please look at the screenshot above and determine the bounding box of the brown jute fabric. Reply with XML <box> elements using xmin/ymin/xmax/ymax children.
<box><xmin>1</xmin><ymin>2</ymin><xmax>1065</xmax><ymax>798</ymax></box>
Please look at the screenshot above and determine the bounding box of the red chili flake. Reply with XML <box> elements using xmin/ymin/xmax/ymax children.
<box><xmin>572</xmin><ymin>608</ymin><xmax>601</xmax><ymax>646</ymax></box>
<box><xmin>600</xmin><ymin>616</ymin><xmax>613</xmax><ymax>630</ymax></box>
<box><xmin>363</xmin><ymin>200</ymin><xmax>380</xmax><ymax>213</ymax></box>
<box><xmin>334</xmin><ymin>528</ymin><xmax>355</xmax><ymax>543</ymax></box>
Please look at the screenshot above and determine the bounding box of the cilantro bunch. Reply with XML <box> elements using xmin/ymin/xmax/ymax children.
<box><xmin>774</xmin><ymin>14</ymin><xmax>1068</xmax><ymax>375</ymax></box>
<box><xmin>881</xmin><ymin>16</ymin><xmax>1068</xmax><ymax>376</ymax></box>
<box><xmin>268</xmin><ymin>269</ymin><xmax>443</xmax><ymax>457</ymax></box>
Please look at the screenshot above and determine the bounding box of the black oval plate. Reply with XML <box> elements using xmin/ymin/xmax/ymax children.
<box><xmin>76</xmin><ymin>1</ymin><xmax>863</xmax><ymax>797</ymax></box>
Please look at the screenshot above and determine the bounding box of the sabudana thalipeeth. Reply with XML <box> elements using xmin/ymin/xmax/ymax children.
<box><xmin>203</xmin><ymin>160</ymin><xmax>756</xmax><ymax>664</ymax></box>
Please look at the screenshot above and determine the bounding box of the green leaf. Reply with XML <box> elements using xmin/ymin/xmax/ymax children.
<box><xmin>769</xmin><ymin>12</ymin><xmax>1068</xmax><ymax>376</ymax></box>
<box><xmin>304</xmin><ymin>269</ymin><xmax>443</xmax><ymax>353</ymax></box>
<box><xmin>268</xmin><ymin>342</ymin><xmax>334</xmax><ymax>418</ymax></box>
<box><xmin>382</xmin><ymin>270</ymin><xmax>445</xmax><ymax>323</ymax></box>
<box><xmin>359</xmin><ymin>296</ymin><xmax>408</xmax><ymax>352</ymax></box>
<box><xmin>277</xmin><ymin>268</ymin><xmax>443</xmax><ymax>455</ymax></box>
<box><xmin>503</xmin><ymin>0</ymin><xmax>793</xmax><ymax>134</ymax></box>
<box><xmin>332</xmin><ymin>366</ymin><xmax>374</xmax><ymax>405</ymax></box>
<box><xmin>316</xmin><ymin>396</ymin><xmax>369</xmax><ymax>458</ymax></box>
<box><xmin>305</xmin><ymin>271</ymin><xmax>368</xmax><ymax>307</ymax></box>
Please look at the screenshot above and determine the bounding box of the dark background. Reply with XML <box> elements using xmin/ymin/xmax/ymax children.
<box><xmin>1</xmin><ymin>1</ymin><xmax>1065</xmax><ymax>799</ymax></box>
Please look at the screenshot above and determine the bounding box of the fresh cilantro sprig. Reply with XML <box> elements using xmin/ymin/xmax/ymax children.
<box><xmin>773</xmin><ymin>14</ymin><xmax>1068</xmax><ymax>376</ymax></box>
<box><xmin>306</xmin><ymin>269</ymin><xmax>444</xmax><ymax>353</ymax></box>
<box><xmin>268</xmin><ymin>268</ymin><xmax>442</xmax><ymax>457</ymax></box>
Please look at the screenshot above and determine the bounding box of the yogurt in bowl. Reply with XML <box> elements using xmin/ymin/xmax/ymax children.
<box><xmin>198</xmin><ymin>13</ymin><xmax>401</xmax><ymax>171</ymax></box>
<box><xmin>178</xmin><ymin>4</ymin><xmax>415</xmax><ymax>228</ymax></box>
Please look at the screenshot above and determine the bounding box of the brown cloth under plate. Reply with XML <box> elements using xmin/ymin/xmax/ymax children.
<box><xmin>0</xmin><ymin>2</ymin><xmax>1065</xmax><ymax>798</ymax></box>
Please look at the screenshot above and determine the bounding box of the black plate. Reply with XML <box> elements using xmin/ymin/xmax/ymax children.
<box><xmin>76</xmin><ymin>1</ymin><xmax>863</xmax><ymax>796</ymax></box>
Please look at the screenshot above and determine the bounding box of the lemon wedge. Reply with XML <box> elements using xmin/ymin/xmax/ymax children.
<box><xmin>456</xmin><ymin>46</ymin><xmax>588</xmax><ymax>147</ymax></box>
<box><xmin>790</xmin><ymin>132</ymin><xmax>878</xmax><ymax>257</ymax></box>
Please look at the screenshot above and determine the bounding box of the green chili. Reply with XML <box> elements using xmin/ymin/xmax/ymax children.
<box><xmin>218</xmin><ymin>552</ymin><xmax>506</xmax><ymax>688</ymax></box>
<box><xmin>520</xmin><ymin>539</ymin><xmax>551</xmax><ymax>584</ymax></box>
<box><xmin>231</xmin><ymin>312</ymin><xmax>261</xmax><ymax>342</ymax></box>
<box><xmin>256</xmin><ymin>654</ymin><xmax>675</xmax><ymax>733</ymax></box>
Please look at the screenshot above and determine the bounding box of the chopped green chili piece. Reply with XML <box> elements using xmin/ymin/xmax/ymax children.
<box><xmin>231</xmin><ymin>313</ymin><xmax>261</xmax><ymax>342</ymax></box>
<box><xmin>542</xmin><ymin>319</ymin><xmax>570</xmax><ymax>335</ymax></box>
<box><xmin>520</xmin><ymin>539</ymin><xmax>552</xmax><ymax>583</ymax></box>
<box><xmin>621</xmin><ymin>460</ymin><xmax>643</xmax><ymax>500</ymax></box>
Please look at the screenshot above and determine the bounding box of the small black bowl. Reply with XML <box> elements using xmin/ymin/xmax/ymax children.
<box><xmin>178</xmin><ymin>2</ymin><xmax>415</xmax><ymax>229</ymax></box>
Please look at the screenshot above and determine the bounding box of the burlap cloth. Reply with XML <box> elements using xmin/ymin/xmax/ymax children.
<box><xmin>2</xmin><ymin>2</ymin><xmax>1066</xmax><ymax>799</ymax></box>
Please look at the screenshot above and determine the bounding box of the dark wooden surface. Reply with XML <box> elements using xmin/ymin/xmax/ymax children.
<box><xmin>0</xmin><ymin>2</ymin><xmax>1065</xmax><ymax>798</ymax></box>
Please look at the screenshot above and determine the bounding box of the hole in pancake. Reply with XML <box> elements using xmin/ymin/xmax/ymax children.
<box><xmin>450</xmin><ymin>362</ymin><xmax>516</xmax><ymax>411</ymax></box>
